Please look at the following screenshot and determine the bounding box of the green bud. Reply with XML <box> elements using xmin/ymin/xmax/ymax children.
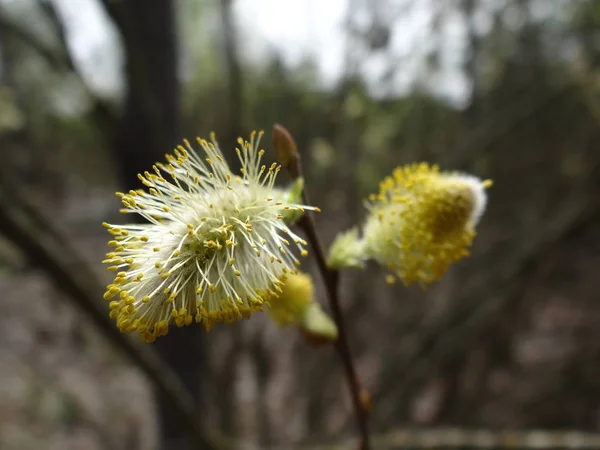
<box><xmin>301</xmin><ymin>303</ymin><xmax>338</xmax><ymax>342</ymax></box>
<box><xmin>271</xmin><ymin>178</ymin><xmax>306</xmax><ymax>225</ymax></box>
<box><xmin>327</xmin><ymin>227</ymin><xmax>366</xmax><ymax>269</ymax></box>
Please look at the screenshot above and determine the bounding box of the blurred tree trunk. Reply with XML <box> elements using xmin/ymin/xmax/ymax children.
<box><xmin>218</xmin><ymin>0</ymin><xmax>243</xmax><ymax>163</ymax></box>
<box><xmin>110</xmin><ymin>0</ymin><xmax>181</xmax><ymax>184</ymax></box>
<box><xmin>102</xmin><ymin>1</ymin><xmax>208</xmax><ymax>449</ymax></box>
<box><xmin>461</xmin><ymin>0</ymin><xmax>479</xmax><ymax>122</ymax></box>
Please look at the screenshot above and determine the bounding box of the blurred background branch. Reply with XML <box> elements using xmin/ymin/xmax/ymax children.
<box><xmin>0</xmin><ymin>190</ymin><xmax>214</xmax><ymax>449</ymax></box>
<box><xmin>304</xmin><ymin>427</ymin><xmax>600</xmax><ymax>450</ymax></box>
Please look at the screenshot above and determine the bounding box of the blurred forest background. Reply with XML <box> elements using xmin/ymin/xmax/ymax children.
<box><xmin>1</xmin><ymin>0</ymin><xmax>600</xmax><ymax>449</ymax></box>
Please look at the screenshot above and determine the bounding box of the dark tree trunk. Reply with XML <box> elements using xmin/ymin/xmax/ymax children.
<box><xmin>112</xmin><ymin>0</ymin><xmax>181</xmax><ymax>185</ymax></box>
<box><xmin>218</xmin><ymin>0</ymin><xmax>243</xmax><ymax>165</ymax></box>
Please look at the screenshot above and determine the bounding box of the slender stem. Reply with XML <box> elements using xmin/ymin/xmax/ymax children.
<box><xmin>298</xmin><ymin>196</ymin><xmax>370</xmax><ymax>450</ymax></box>
<box><xmin>273</xmin><ymin>123</ymin><xmax>370</xmax><ymax>448</ymax></box>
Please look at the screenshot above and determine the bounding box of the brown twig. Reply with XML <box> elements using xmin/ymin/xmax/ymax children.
<box><xmin>273</xmin><ymin>124</ymin><xmax>370</xmax><ymax>449</ymax></box>
<box><xmin>298</xmin><ymin>213</ymin><xmax>370</xmax><ymax>450</ymax></box>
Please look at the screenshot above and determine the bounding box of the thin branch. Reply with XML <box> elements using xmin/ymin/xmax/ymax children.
<box><xmin>0</xmin><ymin>193</ymin><xmax>215</xmax><ymax>450</ymax></box>
<box><xmin>274</xmin><ymin>125</ymin><xmax>371</xmax><ymax>450</ymax></box>
<box><xmin>299</xmin><ymin>206</ymin><xmax>370</xmax><ymax>450</ymax></box>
